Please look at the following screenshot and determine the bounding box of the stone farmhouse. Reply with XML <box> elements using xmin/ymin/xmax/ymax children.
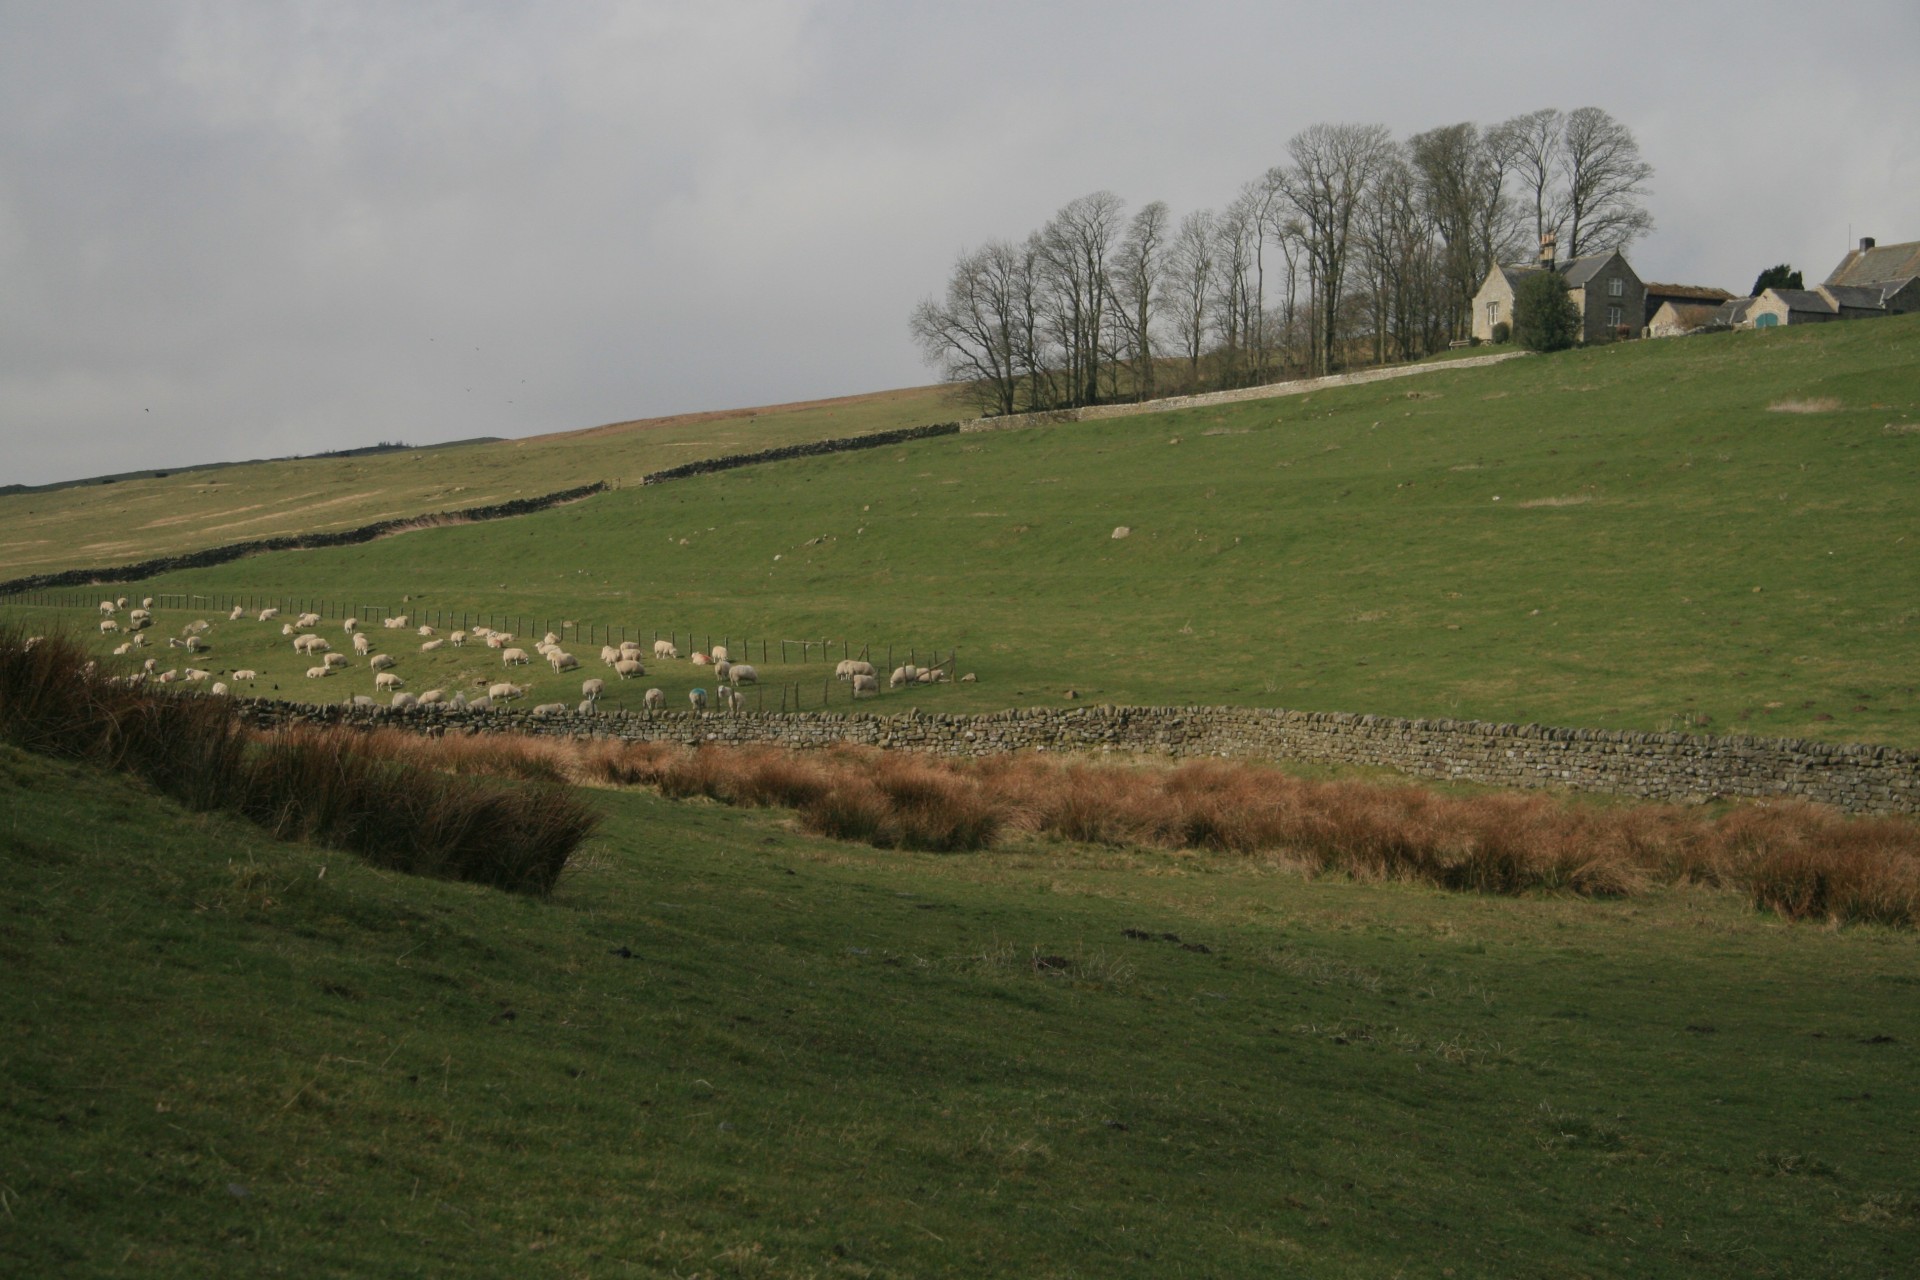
<box><xmin>1471</xmin><ymin>236</ymin><xmax>1646</xmax><ymax>345</ymax></box>
<box><xmin>1644</xmin><ymin>283</ymin><xmax>1735</xmax><ymax>337</ymax></box>
<box><xmin>1669</xmin><ymin>237</ymin><xmax>1920</xmax><ymax>335</ymax></box>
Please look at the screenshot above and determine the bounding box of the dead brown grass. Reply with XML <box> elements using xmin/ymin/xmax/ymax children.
<box><xmin>351</xmin><ymin>730</ymin><xmax>1920</xmax><ymax>925</ymax></box>
<box><xmin>1767</xmin><ymin>397</ymin><xmax>1844</xmax><ymax>414</ymax></box>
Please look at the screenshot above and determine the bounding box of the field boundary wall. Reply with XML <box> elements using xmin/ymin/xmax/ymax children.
<box><xmin>232</xmin><ymin>698</ymin><xmax>1920</xmax><ymax>816</ymax></box>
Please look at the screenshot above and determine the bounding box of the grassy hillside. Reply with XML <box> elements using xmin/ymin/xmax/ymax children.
<box><xmin>14</xmin><ymin>314</ymin><xmax>1913</xmax><ymax>746</ymax></box>
<box><xmin>0</xmin><ymin>384</ymin><xmax>960</xmax><ymax>576</ymax></box>
<box><xmin>5</xmin><ymin>743</ymin><xmax>1917</xmax><ymax>1277</ymax></box>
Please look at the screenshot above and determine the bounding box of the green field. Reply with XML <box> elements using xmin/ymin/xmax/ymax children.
<box><xmin>13</xmin><ymin>315</ymin><xmax>1919</xmax><ymax>745</ymax></box>
<box><xmin>5</xmin><ymin>743</ymin><xmax>1917</xmax><ymax>1277</ymax></box>
<box><xmin>0</xmin><ymin>383</ymin><xmax>962</xmax><ymax>577</ymax></box>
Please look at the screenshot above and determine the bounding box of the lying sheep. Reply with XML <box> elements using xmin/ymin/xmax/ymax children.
<box><xmin>644</xmin><ymin>687</ymin><xmax>665</xmax><ymax>710</ymax></box>
<box><xmin>486</xmin><ymin>633</ymin><xmax>512</xmax><ymax>649</ymax></box>
<box><xmin>533</xmin><ymin>703</ymin><xmax>568</xmax><ymax>717</ymax></box>
<box><xmin>258</xmin><ymin>608</ymin><xmax>278</xmax><ymax>621</ymax></box>
<box><xmin>112</xmin><ymin>641</ymin><xmax>133</xmax><ymax>656</ymax></box>
<box><xmin>613</xmin><ymin>658</ymin><xmax>645</xmax><ymax>680</ymax></box>
<box><xmin>417</xmin><ymin>624</ymin><xmax>436</xmax><ymax>637</ymax></box>
<box><xmin>654</xmin><ymin>640</ymin><xmax>679</xmax><ymax>659</ymax></box>
<box><xmin>183</xmin><ymin>620</ymin><xmax>210</xmax><ymax>636</ymax></box>
<box><xmin>728</xmin><ymin>663</ymin><xmax>758</xmax><ymax>687</ymax></box>
<box><xmin>917</xmin><ymin>668</ymin><xmax>947</xmax><ymax>684</ymax></box>
<box><xmin>581</xmin><ymin>678</ymin><xmax>605</xmax><ymax>703</ymax></box>
<box><xmin>852</xmin><ymin>673</ymin><xmax>879</xmax><ymax>697</ymax></box>
<box><xmin>375</xmin><ymin>671</ymin><xmax>405</xmax><ymax>691</ymax></box>
<box><xmin>183</xmin><ymin>668</ymin><xmax>211</xmax><ymax>682</ymax></box>
<box><xmin>228</xmin><ymin>606</ymin><xmax>244</xmax><ymax>621</ymax></box>
<box><xmin>501</xmin><ymin>648</ymin><xmax>530</xmax><ymax>666</ymax></box>
<box><xmin>232</xmin><ymin>669</ymin><xmax>257</xmax><ymax>681</ymax></box>
<box><xmin>420</xmin><ymin>639</ymin><xmax>445</xmax><ymax>653</ymax></box>
<box><xmin>352</xmin><ymin>695</ymin><xmax>376</xmax><ymax>707</ymax></box>
<box><xmin>467</xmin><ymin>695</ymin><xmax>493</xmax><ymax>712</ymax></box>
<box><xmin>488</xmin><ymin>682</ymin><xmax>525</xmax><ymax>701</ymax></box>
<box><xmin>690</xmin><ymin>651</ymin><xmax>709</xmax><ymax>665</ymax></box>
<box><xmin>418</xmin><ymin>689</ymin><xmax>446</xmax><ymax>705</ymax></box>
<box><xmin>282</xmin><ymin>623</ymin><xmax>297</xmax><ymax>637</ymax></box>
<box><xmin>295</xmin><ymin>612</ymin><xmax>321</xmax><ymax>628</ymax></box>
<box><xmin>370</xmin><ymin>653</ymin><xmax>397</xmax><ymax>671</ymax></box>
<box><xmin>836</xmin><ymin>659</ymin><xmax>876</xmax><ymax>681</ymax></box>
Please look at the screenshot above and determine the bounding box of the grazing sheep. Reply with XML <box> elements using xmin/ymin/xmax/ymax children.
<box><xmin>716</xmin><ymin>685</ymin><xmax>739</xmax><ymax>712</ymax></box>
<box><xmin>917</xmin><ymin>668</ymin><xmax>946</xmax><ymax>684</ymax></box>
<box><xmin>99</xmin><ymin>600</ymin><xmax>116</xmax><ymax>616</ymax></box>
<box><xmin>142</xmin><ymin>658</ymin><xmax>158</xmax><ymax>673</ymax></box>
<box><xmin>711</xmin><ymin>645</ymin><xmax>730</xmax><ymax>664</ymax></box>
<box><xmin>369</xmin><ymin>653</ymin><xmax>397</xmax><ymax>671</ymax></box>
<box><xmin>185</xmin><ymin>635</ymin><xmax>210</xmax><ymax>653</ymax></box>
<box><xmin>889</xmin><ymin>665</ymin><xmax>919</xmax><ymax>688</ymax></box>
<box><xmin>548</xmin><ymin>650</ymin><xmax>580</xmax><ymax>673</ymax></box>
<box><xmin>112</xmin><ymin>642</ymin><xmax>133</xmax><ymax>656</ymax></box>
<box><xmin>488</xmin><ymin>682</ymin><xmax>525</xmax><ymax>701</ymax></box>
<box><xmin>688</xmin><ymin>688</ymin><xmax>708</xmax><ymax>711</ymax></box>
<box><xmin>464</xmin><ymin>695</ymin><xmax>490</xmax><ymax>711</ymax></box>
<box><xmin>323</xmin><ymin>652</ymin><xmax>350</xmax><ymax>669</ymax></box>
<box><xmin>728</xmin><ymin>663</ymin><xmax>758</xmax><ymax>687</ymax></box>
<box><xmin>183</xmin><ymin>620</ymin><xmax>210</xmax><ymax>636</ymax></box>
<box><xmin>232</xmin><ymin>669</ymin><xmax>257</xmax><ymax>681</ymax></box>
<box><xmin>417</xmin><ymin>624</ymin><xmax>436</xmax><ymax>637</ymax></box>
<box><xmin>305</xmin><ymin>666</ymin><xmax>330</xmax><ymax>679</ymax></box>
<box><xmin>644</xmin><ymin>687</ymin><xmax>665</xmax><ymax>710</ymax></box>
<box><xmin>613</xmin><ymin>658</ymin><xmax>645</xmax><ymax>680</ymax></box>
<box><xmin>211</xmin><ymin>682</ymin><xmax>229</xmax><ymax>696</ymax></box>
<box><xmin>600</xmin><ymin>645</ymin><xmax>620</xmax><ymax>666</ymax></box>
<box><xmin>418</xmin><ymin>689</ymin><xmax>446</xmax><ymax>705</ymax></box>
<box><xmin>100</xmin><ymin>619</ymin><xmax>119</xmax><ymax>634</ymax></box>
<box><xmin>852</xmin><ymin>674</ymin><xmax>879</xmax><ymax>697</ymax></box>
<box><xmin>420</xmin><ymin>639</ymin><xmax>445</xmax><ymax>652</ymax></box>
<box><xmin>653</xmin><ymin>639</ymin><xmax>679</xmax><ymax>660</ymax></box>
<box><xmin>343</xmin><ymin>617</ymin><xmax>358</xmax><ymax>633</ymax></box>
<box><xmin>353</xmin><ymin>633</ymin><xmax>373</xmax><ymax>655</ymax></box>
<box><xmin>501</xmin><ymin>647</ymin><xmax>530</xmax><ymax>666</ymax></box>
<box><xmin>141</xmin><ymin>597</ymin><xmax>153</xmax><ymax>609</ymax></box>
<box><xmin>392</xmin><ymin>692</ymin><xmax>418</xmax><ymax>709</ymax></box>
<box><xmin>282</xmin><ymin>623</ymin><xmax>297</xmax><ymax>637</ymax></box>
<box><xmin>713</xmin><ymin>660</ymin><xmax>732</xmax><ymax>683</ymax></box>
<box><xmin>960</xmin><ymin>672</ymin><xmax>977</xmax><ymax>683</ymax></box>
<box><xmin>449</xmin><ymin>630</ymin><xmax>467</xmax><ymax>647</ymax></box>
<box><xmin>258</xmin><ymin>608</ymin><xmax>279</xmax><ymax>621</ymax></box>
<box><xmin>375</xmin><ymin>671</ymin><xmax>405</xmax><ymax>691</ymax></box>
<box><xmin>581</xmin><ymin>678</ymin><xmax>605</xmax><ymax>703</ymax></box>
<box><xmin>836</xmin><ymin>659</ymin><xmax>875</xmax><ymax>681</ymax></box>
<box><xmin>116</xmin><ymin>596</ymin><xmax>128</xmax><ymax>609</ymax></box>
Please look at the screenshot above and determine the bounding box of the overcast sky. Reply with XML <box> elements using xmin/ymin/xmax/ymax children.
<box><xmin>2</xmin><ymin>1</ymin><xmax>1914</xmax><ymax>487</ymax></box>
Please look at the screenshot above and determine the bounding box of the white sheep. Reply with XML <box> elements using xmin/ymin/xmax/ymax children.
<box><xmin>542</xmin><ymin>631</ymin><xmax>560</xmax><ymax>646</ymax></box>
<box><xmin>343</xmin><ymin>617</ymin><xmax>358</xmax><ymax>633</ymax></box>
<box><xmin>418</xmin><ymin>689</ymin><xmax>446</xmax><ymax>705</ymax></box>
<box><xmin>100</xmin><ymin>619</ymin><xmax>119</xmax><ymax>634</ymax></box>
<box><xmin>232</xmin><ymin>669</ymin><xmax>257</xmax><ymax>681</ymax></box>
<box><xmin>581</xmin><ymin>678</ymin><xmax>605</xmax><ymax>703</ymax></box>
<box><xmin>890</xmin><ymin>665</ymin><xmax>919</xmax><ymax>688</ymax></box>
<box><xmin>688</xmin><ymin>688</ymin><xmax>708</xmax><ymax>711</ymax></box>
<box><xmin>690</xmin><ymin>651</ymin><xmax>709</xmax><ymax>665</ymax></box>
<box><xmin>713</xmin><ymin>659</ymin><xmax>732</xmax><ymax>683</ymax></box>
<box><xmin>370</xmin><ymin>653</ymin><xmax>397</xmax><ymax>671</ymax></box>
<box><xmin>156</xmin><ymin>669</ymin><xmax>179</xmax><ymax>683</ymax></box>
<box><xmin>292</xmin><ymin>634</ymin><xmax>328</xmax><ymax>654</ymax></box>
<box><xmin>305</xmin><ymin>666</ymin><xmax>330</xmax><ymax>679</ymax></box>
<box><xmin>375</xmin><ymin>671</ymin><xmax>405</xmax><ymax>691</ymax></box>
<box><xmin>142</xmin><ymin>657</ymin><xmax>158</xmax><ymax>673</ymax></box>
<box><xmin>352</xmin><ymin>695</ymin><xmax>376</xmax><ymax>707</ymax></box>
<box><xmin>323</xmin><ymin>652</ymin><xmax>350</xmax><ymax>669</ymax></box>
<box><xmin>488</xmin><ymin>682</ymin><xmax>525</xmax><ymax>701</ymax></box>
<box><xmin>112</xmin><ymin>641</ymin><xmax>133</xmax><ymax>656</ymax></box>
<box><xmin>353</xmin><ymin>633</ymin><xmax>373</xmax><ymax>656</ymax></box>
<box><xmin>295</xmin><ymin>612</ymin><xmax>321</xmax><ymax>628</ymax></box>
<box><xmin>716</xmin><ymin>684</ymin><xmax>739</xmax><ymax>712</ymax></box>
<box><xmin>99</xmin><ymin>600</ymin><xmax>116</xmax><ymax>616</ymax></box>
<box><xmin>183</xmin><ymin>668</ymin><xmax>211</xmax><ymax>682</ymax></box>
<box><xmin>420</xmin><ymin>639</ymin><xmax>445</xmax><ymax>652</ymax></box>
<box><xmin>548</xmin><ymin>650</ymin><xmax>579</xmax><ymax>673</ymax></box>
<box><xmin>211</xmin><ymin>682</ymin><xmax>229</xmax><ymax>696</ymax></box>
<box><xmin>228</xmin><ymin>606</ymin><xmax>244</xmax><ymax>621</ymax></box>
<box><xmin>467</xmin><ymin>695</ymin><xmax>493</xmax><ymax>711</ymax></box>
<box><xmin>141</xmin><ymin>597</ymin><xmax>153</xmax><ymax>609</ymax></box>
<box><xmin>644</xmin><ymin>687</ymin><xmax>665</xmax><ymax>710</ymax></box>
<box><xmin>449</xmin><ymin>630</ymin><xmax>467</xmax><ymax>647</ymax></box>
<box><xmin>116</xmin><ymin>596</ymin><xmax>128</xmax><ymax>609</ymax></box>
<box><xmin>183</xmin><ymin>620</ymin><xmax>210</xmax><ymax>636</ymax></box>
<box><xmin>282</xmin><ymin>623</ymin><xmax>297</xmax><ymax>637</ymax></box>
<box><xmin>485</xmin><ymin>633</ymin><xmax>511</xmax><ymax>649</ymax></box>
<box><xmin>711</xmin><ymin>644</ymin><xmax>730</xmax><ymax>664</ymax></box>
<box><xmin>852</xmin><ymin>674</ymin><xmax>879</xmax><ymax>697</ymax></box>
<box><xmin>600</xmin><ymin>645</ymin><xmax>620</xmax><ymax>666</ymax></box>
<box><xmin>728</xmin><ymin>663</ymin><xmax>758</xmax><ymax>687</ymax></box>
<box><xmin>258</xmin><ymin>608</ymin><xmax>279</xmax><ymax>621</ymax></box>
<box><xmin>619</xmin><ymin>641</ymin><xmax>645</xmax><ymax>658</ymax></box>
<box><xmin>918</xmin><ymin>668</ymin><xmax>947</xmax><ymax>684</ymax></box>
<box><xmin>418</xmin><ymin>624</ymin><xmax>436</xmax><ymax>637</ymax></box>
<box><xmin>185</xmin><ymin>635</ymin><xmax>210</xmax><ymax>653</ymax></box>
<box><xmin>391</xmin><ymin>691</ymin><xmax>418</xmax><ymax>709</ymax></box>
<box><xmin>653</xmin><ymin>639</ymin><xmax>679</xmax><ymax>660</ymax></box>
<box><xmin>614</xmin><ymin>658</ymin><xmax>644</xmax><ymax>680</ymax></box>
<box><xmin>533</xmin><ymin>702</ymin><xmax>567</xmax><ymax>717</ymax></box>
<box><xmin>501</xmin><ymin>647</ymin><xmax>530</xmax><ymax>667</ymax></box>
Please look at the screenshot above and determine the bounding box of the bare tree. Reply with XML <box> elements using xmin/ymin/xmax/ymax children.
<box><xmin>1494</xmin><ymin>107</ymin><xmax>1565</xmax><ymax>258</ymax></box>
<box><xmin>1037</xmin><ymin>191</ymin><xmax>1125</xmax><ymax>407</ymax></box>
<box><xmin>1410</xmin><ymin>122</ymin><xmax>1514</xmax><ymax>339</ymax></box>
<box><xmin>909</xmin><ymin>241</ymin><xmax>1029</xmax><ymax>415</ymax></box>
<box><xmin>1211</xmin><ymin>193</ymin><xmax>1260</xmax><ymax>387</ymax></box>
<box><xmin>1355</xmin><ymin>149</ymin><xmax>1441</xmax><ymax>362</ymax></box>
<box><xmin>1110</xmin><ymin>200</ymin><xmax>1171</xmax><ymax>401</ymax></box>
<box><xmin>1558</xmin><ymin>106</ymin><xmax>1654</xmax><ymax>258</ymax></box>
<box><xmin>1278</xmin><ymin>122</ymin><xmax>1395</xmax><ymax>374</ymax></box>
<box><xmin>1161</xmin><ymin>209</ymin><xmax>1216</xmax><ymax>391</ymax></box>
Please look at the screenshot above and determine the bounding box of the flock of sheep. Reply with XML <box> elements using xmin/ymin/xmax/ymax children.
<box><xmin>81</xmin><ymin>596</ymin><xmax>963</xmax><ymax>715</ymax></box>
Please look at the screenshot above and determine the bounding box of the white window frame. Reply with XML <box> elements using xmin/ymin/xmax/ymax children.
<box><xmin>1607</xmin><ymin>305</ymin><xmax>1624</xmax><ymax>328</ymax></box>
<box><xmin>1608</xmin><ymin>277</ymin><xmax>1625</xmax><ymax>297</ymax></box>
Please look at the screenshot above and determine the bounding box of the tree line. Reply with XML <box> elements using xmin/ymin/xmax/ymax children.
<box><xmin>911</xmin><ymin>107</ymin><xmax>1654</xmax><ymax>415</ymax></box>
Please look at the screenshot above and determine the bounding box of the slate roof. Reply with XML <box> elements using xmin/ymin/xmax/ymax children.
<box><xmin>1559</xmin><ymin>253</ymin><xmax>1622</xmax><ymax>288</ymax></box>
<box><xmin>1766</xmin><ymin>288</ymin><xmax>1838</xmax><ymax>315</ymax></box>
<box><xmin>1713</xmin><ymin>297</ymin><xmax>1754</xmax><ymax>326</ymax></box>
<box><xmin>1826</xmin><ymin>240</ymin><xmax>1920</xmax><ymax>288</ymax></box>
<box><xmin>1824</xmin><ymin>283</ymin><xmax>1896</xmax><ymax>310</ymax></box>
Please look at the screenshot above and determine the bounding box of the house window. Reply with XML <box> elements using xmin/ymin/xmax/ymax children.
<box><xmin>1487</xmin><ymin>301</ymin><xmax>1499</xmax><ymax>330</ymax></box>
<box><xmin>1608</xmin><ymin>277</ymin><xmax>1624</xmax><ymax>297</ymax></box>
<box><xmin>1607</xmin><ymin>305</ymin><xmax>1624</xmax><ymax>328</ymax></box>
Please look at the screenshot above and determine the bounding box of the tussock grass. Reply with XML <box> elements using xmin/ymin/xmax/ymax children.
<box><xmin>349</xmin><ymin>725</ymin><xmax>1920</xmax><ymax>924</ymax></box>
<box><xmin>1767</xmin><ymin>396</ymin><xmax>1844</xmax><ymax>413</ymax></box>
<box><xmin>0</xmin><ymin>627</ymin><xmax>596</xmax><ymax>892</ymax></box>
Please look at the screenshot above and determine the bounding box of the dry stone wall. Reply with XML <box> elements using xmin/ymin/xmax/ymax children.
<box><xmin>232</xmin><ymin>698</ymin><xmax>1920</xmax><ymax>816</ymax></box>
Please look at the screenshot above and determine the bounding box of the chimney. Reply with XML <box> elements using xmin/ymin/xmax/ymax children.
<box><xmin>1538</xmin><ymin>232</ymin><xmax>1557</xmax><ymax>269</ymax></box>
<box><xmin>1861</xmin><ymin>236</ymin><xmax>1876</xmax><ymax>252</ymax></box>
